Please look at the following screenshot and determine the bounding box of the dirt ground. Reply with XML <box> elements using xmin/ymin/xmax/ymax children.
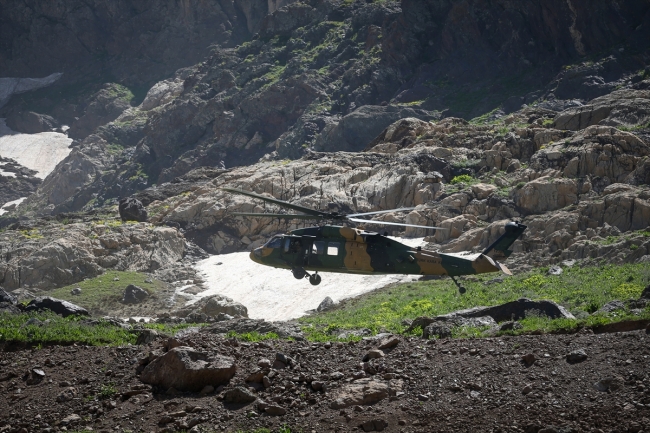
<box><xmin>1</xmin><ymin>328</ymin><xmax>649</xmax><ymax>433</ymax></box>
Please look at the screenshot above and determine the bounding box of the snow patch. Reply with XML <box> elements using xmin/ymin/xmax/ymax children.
<box><xmin>0</xmin><ymin>197</ymin><xmax>26</xmax><ymax>216</ymax></box>
<box><xmin>0</xmin><ymin>118</ymin><xmax>72</xmax><ymax>178</ymax></box>
<box><xmin>194</xmin><ymin>237</ymin><xmax>425</xmax><ymax>321</ymax></box>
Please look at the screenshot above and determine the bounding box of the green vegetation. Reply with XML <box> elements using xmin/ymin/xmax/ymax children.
<box><xmin>49</xmin><ymin>270</ymin><xmax>166</xmax><ymax>313</ymax></box>
<box><xmin>542</xmin><ymin>118</ymin><xmax>554</xmax><ymax>127</ymax></box>
<box><xmin>617</xmin><ymin>121</ymin><xmax>650</xmax><ymax>132</ymax></box>
<box><xmin>299</xmin><ymin>263</ymin><xmax>650</xmax><ymax>340</ymax></box>
<box><xmin>225</xmin><ymin>331</ymin><xmax>280</xmax><ymax>342</ymax></box>
<box><xmin>20</xmin><ymin>229</ymin><xmax>44</xmax><ymax>240</ymax></box>
<box><xmin>449</xmin><ymin>174</ymin><xmax>475</xmax><ymax>185</ymax></box>
<box><xmin>106</xmin><ymin>83</ymin><xmax>135</xmax><ymax>104</ymax></box>
<box><xmin>99</xmin><ymin>383</ymin><xmax>118</xmax><ymax>399</ymax></box>
<box><xmin>0</xmin><ymin>312</ymin><xmax>202</xmax><ymax>346</ymax></box>
<box><xmin>0</xmin><ymin>312</ymin><xmax>137</xmax><ymax>346</ymax></box>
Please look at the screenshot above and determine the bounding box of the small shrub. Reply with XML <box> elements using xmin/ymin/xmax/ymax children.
<box><xmin>612</xmin><ymin>283</ymin><xmax>644</xmax><ymax>299</ymax></box>
<box><xmin>450</xmin><ymin>174</ymin><xmax>474</xmax><ymax>185</ymax></box>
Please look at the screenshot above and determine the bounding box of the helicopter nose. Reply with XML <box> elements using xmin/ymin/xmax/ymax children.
<box><xmin>251</xmin><ymin>248</ymin><xmax>262</xmax><ymax>262</ymax></box>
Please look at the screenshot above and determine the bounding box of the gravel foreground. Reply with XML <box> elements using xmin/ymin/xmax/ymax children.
<box><xmin>1</xmin><ymin>329</ymin><xmax>649</xmax><ymax>433</ymax></box>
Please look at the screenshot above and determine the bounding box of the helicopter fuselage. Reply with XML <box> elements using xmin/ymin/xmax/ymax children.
<box><xmin>250</xmin><ymin>225</ymin><xmax>502</xmax><ymax>277</ymax></box>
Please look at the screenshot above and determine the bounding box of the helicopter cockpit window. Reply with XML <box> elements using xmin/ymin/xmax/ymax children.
<box><xmin>312</xmin><ymin>241</ymin><xmax>325</xmax><ymax>255</ymax></box>
<box><xmin>327</xmin><ymin>242</ymin><xmax>340</xmax><ymax>256</ymax></box>
<box><xmin>265</xmin><ymin>236</ymin><xmax>283</xmax><ymax>249</ymax></box>
<box><xmin>284</xmin><ymin>238</ymin><xmax>291</xmax><ymax>253</ymax></box>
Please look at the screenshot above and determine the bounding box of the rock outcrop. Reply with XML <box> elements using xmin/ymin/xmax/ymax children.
<box><xmin>140</xmin><ymin>347</ymin><xmax>236</xmax><ymax>392</ymax></box>
<box><xmin>24</xmin><ymin>297</ymin><xmax>89</xmax><ymax>317</ymax></box>
<box><xmin>0</xmin><ymin>221</ymin><xmax>185</xmax><ymax>290</ymax></box>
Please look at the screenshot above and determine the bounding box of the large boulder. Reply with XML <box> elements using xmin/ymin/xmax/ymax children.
<box><xmin>122</xmin><ymin>285</ymin><xmax>149</xmax><ymax>304</ymax></box>
<box><xmin>140</xmin><ymin>346</ymin><xmax>236</xmax><ymax>392</ymax></box>
<box><xmin>314</xmin><ymin>105</ymin><xmax>438</xmax><ymax>152</ymax></box>
<box><xmin>200</xmin><ymin>295</ymin><xmax>248</xmax><ymax>318</ymax></box>
<box><xmin>119</xmin><ymin>197</ymin><xmax>148</xmax><ymax>222</ymax></box>
<box><xmin>438</xmin><ymin>298</ymin><xmax>575</xmax><ymax>323</ymax></box>
<box><xmin>24</xmin><ymin>297</ymin><xmax>89</xmax><ymax>317</ymax></box>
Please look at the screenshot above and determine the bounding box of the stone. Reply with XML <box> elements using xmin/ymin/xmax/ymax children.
<box><xmin>6</xmin><ymin>111</ymin><xmax>58</xmax><ymax>134</ymax></box>
<box><xmin>265</xmin><ymin>404</ymin><xmax>287</xmax><ymax>416</ymax></box>
<box><xmin>199</xmin><ymin>385</ymin><xmax>214</xmax><ymax>396</ymax></box>
<box><xmin>201</xmin><ymin>295</ymin><xmax>248</xmax><ymax>318</ymax></box>
<box><xmin>258</xmin><ymin>358</ymin><xmax>272</xmax><ymax>368</ymax></box>
<box><xmin>135</xmin><ymin>329</ymin><xmax>159</xmax><ymax>345</ymax></box>
<box><xmin>362</xmin><ymin>350</ymin><xmax>384</xmax><ymax>362</ymax></box>
<box><xmin>522</xmin><ymin>384</ymin><xmax>533</xmax><ymax>395</ymax></box>
<box><xmin>311</xmin><ymin>381</ymin><xmax>324</xmax><ymax>391</ymax></box>
<box><xmin>547</xmin><ymin>266</ymin><xmax>563</xmax><ymax>275</ymax></box>
<box><xmin>223</xmin><ymin>386</ymin><xmax>257</xmax><ymax>404</ymax></box>
<box><xmin>24</xmin><ymin>297</ymin><xmax>89</xmax><ymax>317</ymax></box>
<box><xmin>597</xmin><ymin>300</ymin><xmax>626</xmax><ymax>313</ymax></box>
<box><xmin>377</xmin><ymin>336</ymin><xmax>399</xmax><ymax>350</ymax></box>
<box><xmin>56</xmin><ymin>387</ymin><xmax>77</xmax><ymax>402</ymax></box>
<box><xmin>317</xmin><ymin>296</ymin><xmax>335</xmax><ymax>312</ymax></box>
<box><xmin>329</xmin><ymin>378</ymin><xmax>403</xmax><ymax>409</ymax></box>
<box><xmin>360</xmin><ymin>419</ymin><xmax>388</xmax><ymax>432</ymax></box>
<box><xmin>60</xmin><ymin>414</ymin><xmax>81</xmax><ymax>425</ymax></box>
<box><xmin>140</xmin><ymin>347</ymin><xmax>236</xmax><ymax>392</ymax></box>
<box><xmin>423</xmin><ymin>323</ymin><xmax>452</xmax><ymax>339</ymax></box>
<box><xmin>412</xmin><ymin>298</ymin><xmax>575</xmax><ymax>328</ymax></box>
<box><xmin>317</xmin><ymin>105</ymin><xmax>438</xmax><ymax>153</ymax></box>
<box><xmin>566</xmin><ymin>349</ymin><xmax>588</xmax><ymax>364</ymax></box>
<box><xmin>122</xmin><ymin>285</ymin><xmax>149</xmax><ymax>304</ymax></box>
<box><xmin>118</xmin><ymin>197</ymin><xmax>148</xmax><ymax>222</ymax></box>
<box><xmin>593</xmin><ymin>377</ymin><xmax>622</xmax><ymax>392</ymax></box>
<box><xmin>70</xmin><ymin>287</ymin><xmax>81</xmax><ymax>296</ymax></box>
<box><xmin>521</xmin><ymin>353</ymin><xmax>536</xmax><ymax>366</ymax></box>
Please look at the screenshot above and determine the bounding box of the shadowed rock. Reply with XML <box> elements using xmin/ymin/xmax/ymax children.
<box><xmin>119</xmin><ymin>197</ymin><xmax>148</xmax><ymax>222</ymax></box>
<box><xmin>24</xmin><ymin>297</ymin><xmax>89</xmax><ymax>317</ymax></box>
<box><xmin>122</xmin><ymin>285</ymin><xmax>149</xmax><ymax>304</ymax></box>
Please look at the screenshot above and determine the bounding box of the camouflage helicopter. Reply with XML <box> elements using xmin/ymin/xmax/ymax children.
<box><xmin>224</xmin><ymin>188</ymin><xmax>526</xmax><ymax>293</ymax></box>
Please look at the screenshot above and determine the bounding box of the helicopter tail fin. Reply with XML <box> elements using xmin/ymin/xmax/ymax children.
<box><xmin>482</xmin><ymin>222</ymin><xmax>527</xmax><ymax>261</ymax></box>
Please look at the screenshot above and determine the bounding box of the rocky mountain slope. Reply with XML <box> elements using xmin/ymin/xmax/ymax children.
<box><xmin>2</xmin><ymin>0</ymin><xmax>648</xmax><ymax>213</ymax></box>
<box><xmin>1</xmin><ymin>328</ymin><xmax>649</xmax><ymax>432</ymax></box>
<box><xmin>0</xmin><ymin>0</ymin><xmax>648</xmax><ymax>297</ymax></box>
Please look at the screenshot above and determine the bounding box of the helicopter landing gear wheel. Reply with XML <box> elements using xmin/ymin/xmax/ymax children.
<box><xmin>309</xmin><ymin>273</ymin><xmax>322</xmax><ymax>286</ymax></box>
<box><xmin>292</xmin><ymin>267</ymin><xmax>306</xmax><ymax>280</ymax></box>
<box><xmin>450</xmin><ymin>276</ymin><xmax>467</xmax><ymax>295</ymax></box>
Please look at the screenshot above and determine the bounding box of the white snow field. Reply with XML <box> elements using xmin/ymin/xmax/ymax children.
<box><xmin>0</xmin><ymin>118</ymin><xmax>72</xmax><ymax>178</ymax></box>
<box><xmin>193</xmin><ymin>237</ymin><xmax>425</xmax><ymax>321</ymax></box>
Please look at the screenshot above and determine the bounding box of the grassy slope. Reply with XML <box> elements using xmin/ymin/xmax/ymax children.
<box><xmin>48</xmin><ymin>270</ymin><xmax>167</xmax><ymax>313</ymax></box>
<box><xmin>2</xmin><ymin>264</ymin><xmax>649</xmax><ymax>346</ymax></box>
<box><xmin>299</xmin><ymin>263</ymin><xmax>650</xmax><ymax>340</ymax></box>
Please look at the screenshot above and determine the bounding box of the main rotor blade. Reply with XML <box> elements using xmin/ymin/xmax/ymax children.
<box><xmin>222</xmin><ymin>188</ymin><xmax>327</xmax><ymax>217</ymax></box>
<box><xmin>347</xmin><ymin>217</ymin><xmax>446</xmax><ymax>230</ymax></box>
<box><xmin>232</xmin><ymin>213</ymin><xmax>321</xmax><ymax>220</ymax></box>
<box><xmin>347</xmin><ymin>207</ymin><xmax>416</xmax><ymax>217</ymax></box>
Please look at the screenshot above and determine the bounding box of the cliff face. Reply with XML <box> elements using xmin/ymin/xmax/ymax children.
<box><xmin>2</xmin><ymin>0</ymin><xmax>649</xmax><ymax>216</ymax></box>
<box><xmin>0</xmin><ymin>0</ymin><xmax>292</xmax><ymax>86</ymax></box>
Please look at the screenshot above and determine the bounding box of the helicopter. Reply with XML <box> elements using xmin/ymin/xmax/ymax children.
<box><xmin>224</xmin><ymin>187</ymin><xmax>526</xmax><ymax>294</ymax></box>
